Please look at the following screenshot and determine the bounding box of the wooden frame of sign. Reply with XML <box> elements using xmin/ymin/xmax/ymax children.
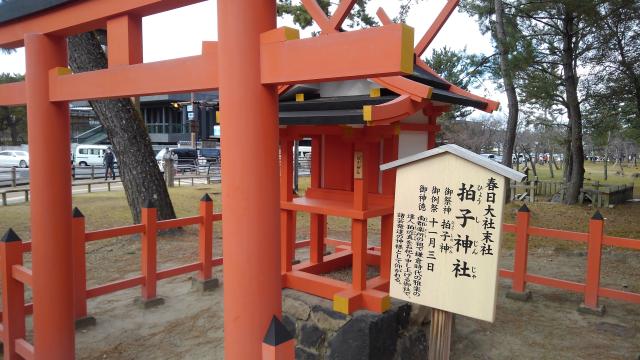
<box><xmin>381</xmin><ymin>144</ymin><xmax>524</xmax><ymax>359</ymax></box>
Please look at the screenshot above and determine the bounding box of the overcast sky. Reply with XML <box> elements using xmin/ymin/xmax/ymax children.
<box><xmin>0</xmin><ymin>0</ymin><xmax>503</xmax><ymax>111</ymax></box>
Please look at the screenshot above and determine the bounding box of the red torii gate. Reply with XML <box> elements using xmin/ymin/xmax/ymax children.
<box><xmin>0</xmin><ymin>0</ymin><xmax>414</xmax><ymax>359</ymax></box>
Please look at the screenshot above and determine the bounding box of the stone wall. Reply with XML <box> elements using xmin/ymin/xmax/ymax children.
<box><xmin>282</xmin><ymin>289</ymin><xmax>429</xmax><ymax>359</ymax></box>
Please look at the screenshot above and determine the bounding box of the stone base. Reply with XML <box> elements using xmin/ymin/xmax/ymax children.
<box><xmin>506</xmin><ymin>290</ymin><xmax>532</xmax><ymax>302</ymax></box>
<box><xmin>191</xmin><ymin>277</ymin><xmax>219</xmax><ymax>292</ymax></box>
<box><xmin>134</xmin><ymin>296</ymin><xmax>165</xmax><ymax>309</ymax></box>
<box><xmin>75</xmin><ymin>316</ymin><xmax>97</xmax><ymax>330</ymax></box>
<box><xmin>283</xmin><ymin>289</ymin><xmax>427</xmax><ymax>359</ymax></box>
<box><xmin>577</xmin><ymin>303</ymin><xmax>606</xmax><ymax>316</ymax></box>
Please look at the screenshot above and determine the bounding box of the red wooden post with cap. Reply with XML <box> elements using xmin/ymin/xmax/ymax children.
<box><xmin>579</xmin><ymin>211</ymin><xmax>606</xmax><ymax>315</ymax></box>
<box><xmin>261</xmin><ymin>315</ymin><xmax>295</xmax><ymax>360</ymax></box>
<box><xmin>0</xmin><ymin>229</ymin><xmax>27</xmax><ymax>360</ymax></box>
<box><xmin>506</xmin><ymin>204</ymin><xmax>532</xmax><ymax>301</ymax></box>
<box><xmin>138</xmin><ymin>200</ymin><xmax>164</xmax><ymax>308</ymax></box>
<box><xmin>72</xmin><ymin>208</ymin><xmax>96</xmax><ymax>328</ymax></box>
<box><xmin>194</xmin><ymin>194</ymin><xmax>219</xmax><ymax>291</ymax></box>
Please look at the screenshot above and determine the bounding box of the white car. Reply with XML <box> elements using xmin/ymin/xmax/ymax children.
<box><xmin>0</xmin><ymin>150</ymin><xmax>29</xmax><ymax>168</ymax></box>
<box><xmin>74</xmin><ymin>145</ymin><xmax>116</xmax><ymax>166</ymax></box>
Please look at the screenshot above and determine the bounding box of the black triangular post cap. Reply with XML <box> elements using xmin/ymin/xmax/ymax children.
<box><xmin>592</xmin><ymin>210</ymin><xmax>604</xmax><ymax>220</ymax></box>
<box><xmin>200</xmin><ymin>193</ymin><xmax>213</xmax><ymax>202</ymax></box>
<box><xmin>143</xmin><ymin>199</ymin><xmax>155</xmax><ymax>208</ymax></box>
<box><xmin>72</xmin><ymin>207</ymin><xmax>84</xmax><ymax>218</ymax></box>
<box><xmin>518</xmin><ymin>203</ymin><xmax>530</xmax><ymax>212</ymax></box>
<box><xmin>263</xmin><ymin>315</ymin><xmax>293</xmax><ymax>346</ymax></box>
<box><xmin>1</xmin><ymin>228</ymin><xmax>21</xmax><ymax>243</ymax></box>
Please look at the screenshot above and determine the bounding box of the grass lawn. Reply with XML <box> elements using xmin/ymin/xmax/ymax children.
<box><xmin>523</xmin><ymin>160</ymin><xmax>640</xmax><ymax>196</ymax></box>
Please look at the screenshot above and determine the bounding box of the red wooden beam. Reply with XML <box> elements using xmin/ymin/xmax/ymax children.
<box><xmin>49</xmin><ymin>42</ymin><xmax>219</xmax><ymax>101</ymax></box>
<box><xmin>261</xmin><ymin>24</ymin><xmax>414</xmax><ymax>85</ymax></box>
<box><xmin>364</xmin><ymin>95</ymin><xmax>424</xmax><ymax>125</ymax></box>
<box><xmin>414</xmin><ymin>0</ymin><xmax>460</xmax><ymax>57</ymax></box>
<box><xmin>0</xmin><ymin>0</ymin><xmax>205</xmax><ymax>48</ymax></box>
<box><xmin>0</xmin><ymin>81</ymin><xmax>26</xmax><ymax>106</ymax></box>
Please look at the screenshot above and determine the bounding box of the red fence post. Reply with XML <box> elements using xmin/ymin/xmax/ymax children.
<box><xmin>1</xmin><ymin>229</ymin><xmax>27</xmax><ymax>360</ymax></box>
<box><xmin>72</xmin><ymin>208</ymin><xmax>96</xmax><ymax>329</ymax></box>
<box><xmin>261</xmin><ymin>316</ymin><xmax>295</xmax><ymax>360</ymax></box>
<box><xmin>579</xmin><ymin>211</ymin><xmax>606</xmax><ymax>315</ymax></box>
<box><xmin>137</xmin><ymin>201</ymin><xmax>164</xmax><ymax>308</ymax></box>
<box><xmin>193</xmin><ymin>194</ymin><xmax>219</xmax><ymax>292</ymax></box>
<box><xmin>506</xmin><ymin>204</ymin><xmax>532</xmax><ymax>301</ymax></box>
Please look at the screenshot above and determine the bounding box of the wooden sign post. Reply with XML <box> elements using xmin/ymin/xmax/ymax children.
<box><xmin>381</xmin><ymin>144</ymin><xmax>524</xmax><ymax>359</ymax></box>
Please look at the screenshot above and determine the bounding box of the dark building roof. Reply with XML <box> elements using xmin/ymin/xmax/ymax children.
<box><xmin>0</xmin><ymin>0</ymin><xmax>76</xmax><ymax>24</ymax></box>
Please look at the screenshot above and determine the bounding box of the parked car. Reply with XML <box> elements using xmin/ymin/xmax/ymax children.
<box><xmin>156</xmin><ymin>147</ymin><xmax>198</xmax><ymax>172</ymax></box>
<box><xmin>0</xmin><ymin>150</ymin><xmax>29</xmax><ymax>168</ymax></box>
<box><xmin>198</xmin><ymin>147</ymin><xmax>221</xmax><ymax>165</ymax></box>
<box><xmin>480</xmin><ymin>153</ymin><xmax>502</xmax><ymax>163</ymax></box>
<box><xmin>74</xmin><ymin>145</ymin><xmax>116</xmax><ymax>167</ymax></box>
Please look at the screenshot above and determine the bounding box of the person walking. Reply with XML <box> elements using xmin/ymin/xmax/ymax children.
<box><xmin>104</xmin><ymin>147</ymin><xmax>116</xmax><ymax>180</ymax></box>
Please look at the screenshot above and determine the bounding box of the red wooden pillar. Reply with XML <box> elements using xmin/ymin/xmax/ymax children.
<box><xmin>72</xmin><ymin>208</ymin><xmax>96</xmax><ymax>328</ymax></box>
<box><xmin>280</xmin><ymin>137</ymin><xmax>295</xmax><ymax>272</ymax></box>
<box><xmin>352</xmin><ymin>142</ymin><xmax>369</xmax><ymax>291</ymax></box>
<box><xmin>310</xmin><ymin>136</ymin><xmax>326</xmax><ymax>264</ymax></box>
<box><xmin>1</xmin><ymin>229</ymin><xmax>27</xmax><ymax>360</ymax></box>
<box><xmin>579</xmin><ymin>211</ymin><xmax>606</xmax><ymax>315</ymax></box>
<box><xmin>195</xmin><ymin>194</ymin><xmax>219</xmax><ymax>291</ymax></box>
<box><xmin>218</xmin><ymin>0</ymin><xmax>282</xmax><ymax>357</ymax></box>
<box><xmin>25</xmin><ymin>33</ymin><xmax>75</xmax><ymax>359</ymax></box>
<box><xmin>138</xmin><ymin>203</ymin><xmax>164</xmax><ymax>308</ymax></box>
<box><xmin>506</xmin><ymin>204</ymin><xmax>532</xmax><ymax>301</ymax></box>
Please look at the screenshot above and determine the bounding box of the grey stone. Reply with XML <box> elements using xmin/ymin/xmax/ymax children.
<box><xmin>133</xmin><ymin>296</ymin><xmax>165</xmax><ymax>309</ymax></box>
<box><xmin>296</xmin><ymin>347</ymin><xmax>319</xmax><ymax>360</ymax></box>
<box><xmin>577</xmin><ymin>303</ymin><xmax>606</xmax><ymax>316</ymax></box>
<box><xmin>190</xmin><ymin>277</ymin><xmax>219</xmax><ymax>292</ymax></box>
<box><xmin>311</xmin><ymin>305</ymin><xmax>349</xmax><ymax>332</ymax></box>
<box><xmin>300</xmin><ymin>322</ymin><xmax>325</xmax><ymax>349</ymax></box>
<box><xmin>394</xmin><ymin>302</ymin><xmax>412</xmax><ymax>330</ymax></box>
<box><xmin>368</xmin><ymin>310</ymin><xmax>399</xmax><ymax>360</ymax></box>
<box><xmin>284</xmin><ymin>296</ymin><xmax>311</xmax><ymax>321</ymax></box>
<box><xmin>328</xmin><ymin>314</ymin><xmax>374</xmax><ymax>360</ymax></box>
<box><xmin>506</xmin><ymin>290</ymin><xmax>532</xmax><ymax>302</ymax></box>
<box><xmin>75</xmin><ymin>316</ymin><xmax>97</xmax><ymax>330</ymax></box>
<box><xmin>394</xmin><ymin>328</ymin><xmax>428</xmax><ymax>360</ymax></box>
<box><xmin>282</xmin><ymin>314</ymin><xmax>297</xmax><ymax>338</ymax></box>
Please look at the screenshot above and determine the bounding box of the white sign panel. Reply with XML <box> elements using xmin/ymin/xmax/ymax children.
<box><xmin>389</xmin><ymin>152</ymin><xmax>507</xmax><ymax>322</ymax></box>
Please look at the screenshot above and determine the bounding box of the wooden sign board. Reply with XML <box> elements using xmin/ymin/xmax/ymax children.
<box><xmin>381</xmin><ymin>145</ymin><xmax>524</xmax><ymax>322</ymax></box>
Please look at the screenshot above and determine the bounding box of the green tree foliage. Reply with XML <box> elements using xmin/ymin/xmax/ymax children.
<box><xmin>425</xmin><ymin>46</ymin><xmax>490</xmax><ymax>121</ymax></box>
<box><xmin>276</xmin><ymin>0</ymin><xmax>376</xmax><ymax>31</ymax></box>
<box><xmin>0</xmin><ymin>73</ymin><xmax>27</xmax><ymax>145</ymax></box>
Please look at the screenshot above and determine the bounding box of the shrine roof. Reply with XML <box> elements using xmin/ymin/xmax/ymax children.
<box><xmin>380</xmin><ymin>144</ymin><xmax>525</xmax><ymax>182</ymax></box>
<box><xmin>0</xmin><ymin>0</ymin><xmax>76</xmax><ymax>25</ymax></box>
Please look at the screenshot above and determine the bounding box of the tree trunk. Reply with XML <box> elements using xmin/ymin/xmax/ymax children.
<box><xmin>8</xmin><ymin>115</ymin><xmax>19</xmax><ymax>146</ymax></box>
<box><xmin>561</xmin><ymin>11</ymin><xmax>584</xmax><ymax>205</ymax></box>
<box><xmin>68</xmin><ymin>32</ymin><xmax>176</xmax><ymax>223</ymax></box>
<box><xmin>494</xmin><ymin>0</ymin><xmax>519</xmax><ymax>203</ymax></box>
<box><xmin>604</xmin><ymin>131</ymin><xmax>611</xmax><ymax>180</ymax></box>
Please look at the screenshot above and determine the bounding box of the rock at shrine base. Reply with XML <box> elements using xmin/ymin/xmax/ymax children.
<box><xmin>577</xmin><ymin>303</ymin><xmax>606</xmax><ymax>316</ymax></box>
<box><xmin>283</xmin><ymin>289</ymin><xmax>428</xmax><ymax>359</ymax></box>
<box><xmin>506</xmin><ymin>290</ymin><xmax>532</xmax><ymax>302</ymax></box>
<box><xmin>191</xmin><ymin>277</ymin><xmax>220</xmax><ymax>292</ymax></box>
<box><xmin>134</xmin><ymin>296</ymin><xmax>165</xmax><ymax>309</ymax></box>
<box><xmin>75</xmin><ymin>316</ymin><xmax>97</xmax><ymax>330</ymax></box>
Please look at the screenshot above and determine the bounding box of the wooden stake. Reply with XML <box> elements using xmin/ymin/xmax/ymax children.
<box><xmin>428</xmin><ymin>308</ymin><xmax>453</xmax><ymax>360</ymax></box>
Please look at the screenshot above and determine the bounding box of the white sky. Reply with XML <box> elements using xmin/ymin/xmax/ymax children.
<box><xmin>0</xmin><ymin>0</ymin><xmax>504</xmax><ymax>111</ymax></box>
